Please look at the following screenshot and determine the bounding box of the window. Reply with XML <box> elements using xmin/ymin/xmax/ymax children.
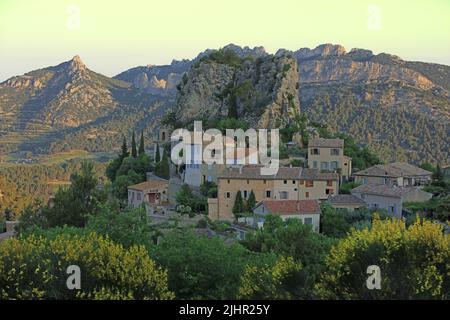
<box><xmin>137</xmin><ymin>193</ymin><xmax>141</xmax><ymax>201</ymax></box>
<box><xmin>207</xmin><ymin>176</ymin><xmax>212</xmax><ymax>182</ymax></box>
<box><xmin>226</xmin><ymin>192</ymin><xmax>231</xmax><ymax>198</ymax></box>
<box><xmin>388</xmin><ymin>205</ymin><xmax>395</xmax><ymax>213</ymax></box>
<box><xmin>305</xmin><ymin>192</ymin><xmax>309</xmax><ymax>198</ymax></box>
<box><xmin>292</xmin><ymin>180</ymin><xmax>296</xmax><ymax>184</ymax></box>
<box><xmin>280</xmin><ymin>191</ymin><xmax>288</xmax><ymax>199</ymax></box>
<box><xmin>326</xmin><ymin>189</ymin><xmax>334</xmax><ymax>195</ymax></box>
<box><xmin>299</xmin><ymin>180</ymin><xmax>304</xmax><ymax>185</ymax></box>
<box><xmin>382</xmin><ymin>178</ymin><xmax>388</xmax><ymax>185</ymax></box>
<box><xmin>362</xmin><ymin>178</ymin><xmax>368</xmax><ymax>184</ymax></box>
<box><xmin>330</xmin><ymin>161</ymin><xmax>338</xmax><ymax>170</ymax></box>
<box><xmin>311</xmin><ymin>148</ymin><xmax>320</xmax><ymax>155</ymax></box>
<box><xmin>227</xmin><ymin>179</ymin><xmax>230</xmax><ymax>184</ymax></box>
<box><xmin>243</xmin><ymin>190</ymin><xmax>248</xmax><ymax>198</ymax></box>
<box><xmin>247</xmin><ymin>180</ymin><xmax>250</xmax><ymax>184</ymax></box>
<box><xmin>263</xmin><ymin>179</ymin><xmax>267</xmax><ymax>184</ymax></box>
<box><xmin>371</xmin><ymin>203</ymin><xmax>379</xmax><ymax>209</ymax></box>
<box><xmin>313</xmin><ymin>161</ymin><xmax>318</xmax><ymax>169</ymax></box>
<box><xmin>305</xmin><ymin>180</ymin><xmax>314</xmax><ymax>188</ymax></box>
<box><xmin>284</xmin><ymin>180</ymin><xmax>287</xmax><ymax>184</ymax></box>
<box><xmin>266</xmin><ymin>190</ymin><xmax>271</xmax><ymax>198</ymax></box>
<box><xmin>320</xmin><ymin>162</ymin><xmax>328</xmax><ymax>170</ymax></box>
<box><xmin>327</xmin><ymin>180</ymin><xmax>333</xmax><ymax>187</ymax></box>
<box><xmin>361</xmin><ymin>194</ymin><xmax>365</xmax><ymax>200</ymax></box>
<box><xmin>330</xmin><ymin>148</ymin><xmax>340</xmax><ymax>156</ymax></box>
<box><xmin>304</xmin><ymin>217</ymin><xmax>313</xmax><ymax>225</ymax></box>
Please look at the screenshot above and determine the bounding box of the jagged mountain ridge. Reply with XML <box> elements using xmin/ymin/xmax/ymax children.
<box><xmin>0</xmin><ymin>44</ymin><xmax>449</xmax><ymax>163</ymax></box>
<box><xmin>0</xmin><ymin>56</ymin><xmax>170</xmax><ymax>154</ymax></box>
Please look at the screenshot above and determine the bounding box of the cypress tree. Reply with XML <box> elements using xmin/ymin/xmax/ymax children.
<box><xmin>232</xmin><ymin>191</ymin><xmax>244</xmax><ymax>217</ymax></box>
<box><xmin>247</xmin><ymin>190</ymin><xmax>256</xmax><ymax>212</ymax></box>
<box><xmin>131</xmin><ymin>131</ymin><xmax>137</xmax><ymax>158</ymax></box>
<box><xmin>155</xmin><ymin>143</ymin><xmax>160</xmax><ymax>163</ymax></box>
<box><xmin>138</xmin><ymin>131</ymin><xmax>145</xmax><ymax>156</ymax></box>
<box><xmin>158</xmin><ymin>150</ymin><xmax>170</xmax><ymax>180</ymax></box>
<box><xmin>120</xmin><ymin>136</ymin><xmax>129</xmax><ymax>159</ymax></box>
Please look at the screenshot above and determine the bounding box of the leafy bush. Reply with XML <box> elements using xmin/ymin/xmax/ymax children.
<box><xmin>316</xmin><ymin>218</ymin><xmax>450</xmax><ymax>299</ymax></box>
<box><xmin>0</xmin><ymin>231</ymin><xmax>174</xmax><ymax>299</ymax></box>
<box><xmin>150</xmin><ymin>229</ymin><xmax>277</xmax><ymax>299</ymax></box>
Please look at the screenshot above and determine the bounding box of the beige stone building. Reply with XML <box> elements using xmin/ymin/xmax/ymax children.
<box><xmin>353</xmin><ymin>162</ymin><xmax>432</xmax><ymax>187</ymax></box>
<box><xmin>307</xmin><ymin>138</ymin><xmax>352</xmax><ymax>182</ymax></box>
<box><xmin>208</xmin><ymin>165</ymin><xmax>339</xmax><ymax>221</ymax></box>
<box><xmin>128</xmin><ymin>178</ymin><xmax>169</xmax><ymax>208</ymax></box>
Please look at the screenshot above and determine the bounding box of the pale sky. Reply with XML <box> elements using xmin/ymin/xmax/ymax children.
<box><xmin>1</xmin><ymin>0</ymin><xmax>449</xmax><ymax>81</ymax></box>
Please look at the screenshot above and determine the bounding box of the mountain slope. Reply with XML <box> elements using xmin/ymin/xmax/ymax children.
<box><xmin>0</xmin><ymin>45</ymin><xmax>449</xmax><ymax>164</ymax></box>
<box><xmin>284</xmin><ymin>44</ymin><xmax>449</xmax><ymax>163</ymax></box>
<box><xmin>0</xmin><ymin>56</ymin><xmax>170</xmax><ymax>154</ymax></box>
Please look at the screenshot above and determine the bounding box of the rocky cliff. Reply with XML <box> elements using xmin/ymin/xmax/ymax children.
<box><xmin>174</xmin><ymin>49</ymin><xmax>300</xmax><ymax>128</ymax></box>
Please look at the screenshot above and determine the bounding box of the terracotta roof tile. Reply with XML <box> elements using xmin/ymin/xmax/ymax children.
<box><xmin>258</xmin><ymin>200</ymin><xmax>321</xmax><ymax>215</ymax></box>
<box><xmin>128</xmin><ymin>179</ymin><xmax>169</xmax><ymax>191</ymax></box>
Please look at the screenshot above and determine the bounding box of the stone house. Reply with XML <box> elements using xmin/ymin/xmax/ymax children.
<box><xmin>353</xmin><ymin>162</ymin><xmax>432</xmax><ymax>187</ymax></box>
<box><xmin>351</xmin><ymin>184</ymin><xmax>432</xmax><ymax>217</ymax></box>
<box><xmin>128</xmin><ymin>178</ymin><xmax>169</xmax><ymax>208</ymax></box>
<box><xmin>308</xmin><ymin>138</ymin><xmax>352</xmax><ymax>182</ymax></box>
<box><xmin>208</xmin><ymin>165</ymin><xmax>339</xmax><ymax>221</ymax></box>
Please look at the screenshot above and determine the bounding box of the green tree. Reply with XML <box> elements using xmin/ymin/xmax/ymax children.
<box><xmin>320</xmin><ymin>203</ymin><xmax>351</xmax><ymax>238</ymax></box>
<box><xmin>150</xmin><ymin>229</ymin><xmax>276</xmax><ymax>299</ymax></box>
<box><xmin>155</xmin><ymin>150</ymin><xmax>170</xmax><ymax>180</ymax></box>
<box><xmin>138</xmin><ymin>132</ymin><xmax>145</xmax><ymax>156</ymax></box>
<box><xmin>241</xmin><ymin>217</ymin><xmax>335</xmax><ymax>298</ymax></box>
<box><xmin>155</xmin><ymin>143</ymin><xmax>160</xmax><ymax>163</ymax></box>
<box><xmin>112</xmin><ymin>170</ymin><xmax>141</xmax><ymax>201</ymax></box>
<box><xmin>247</xmin><ymin>190</ymin><xmax>256</xmax><ymax>211</ymax></box>
<box><xmin>200</xmin><ymin>181</ymin><xmax>218</xmax><ymax>198</ymax></box>
<box><xmin>131</xmin><ymin>131</ymin><xmax>137</xmax><ymax>158</ymax></box>
<box><xmin>106</xmin><ymin>136</ymin><xmax>130</xmax><ymax>182</ymax></box>
<box><xmin>175</xmin><ymin>184</ymin><xmax>195</xmax><ymax>208</ymax></box>
<box><xmin>43</xmin><ymin>162</ymin><xmax>105</xmax><ymax>228</ymax></box>
<box><xmin>432</xmin><ymin>164</ymin><xmax>446</xmax><ymax>187</ymax></box>
<box><xmin>316</xmin><ymin>218</ymin><xmax>450</xmax><ymax>299</ymax></box>
<box><xmin>238</xmin><ymin>256</ymin><xmax>301</xmax><ymax>299</ymax></box>
<box><xmin>232</xmin><ymin>191</ymin><xmax>244</xmax><ymax>217</ymax></box>
<box><xmin>339</xmin><ymin>181</ymin><xmax>361</xmax><ymax>194</ymax></box>
<box><xmin>420</xmin><ymin>162</ymin><xmax>435</xmax><ymax>173</ymax></box>
<box><xmin>86</xmin><ymin>204</ymin><xmax>156</xmax><ymax>249</ymax></box>
<box><xmin>0</xmin><ymin>231</ymin><xmax>174</xmax><ymax>299</ymax></box>
<box><xmin>120</xmin><ymin>135</ymin><xmax>129</xmax><ymax>159</ymax></box>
